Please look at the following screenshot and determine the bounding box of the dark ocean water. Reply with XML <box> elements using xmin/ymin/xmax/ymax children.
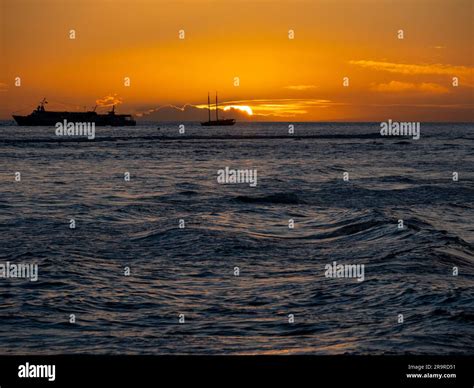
<box><xmin>0</xmin><ymin>121</ymin><xmax>473</xmax><ymax>355</ymax></box>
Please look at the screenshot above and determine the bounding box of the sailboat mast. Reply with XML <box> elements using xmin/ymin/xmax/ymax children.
<box><xmin>215</xmin><ymin>92</ymin><xmax>219</xmax><ymax>121</ymax></box>
<box><xmin>208</xmin><ymin>92</ymin><xmax>211</xmax><ymax>122</ymax></box>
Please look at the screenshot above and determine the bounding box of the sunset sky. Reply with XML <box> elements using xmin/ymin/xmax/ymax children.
<box><xmin>1</xmin><ymin>0</ymin><xmax>473</xmax><ymax>121</ymax></box>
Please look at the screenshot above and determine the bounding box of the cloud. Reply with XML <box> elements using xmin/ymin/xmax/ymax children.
<box><xmin>136</xmin><ymin>104</ymin><xmax>197</xmax><ymax>120</ymax></box>
<box><xmin>371</xmin><ymin>81</ymin><xmax>449</xmax><ymax>94</ymax></box>
<box><xmin>349</xmin><ymin>60</ymin><xmax>473</xmax><ymax>76</ymax></box>
<box><xmin>138</xmin><ymin>104</ymin><xmax>251</xmax><ymax>122</ymax></box>
<box><xmin>95</xmin><ymin>94</ymin><xmax>123</xmax><ymax>107</ymax></box>
<box><xmin>222</xmin><ymin>98</ymin><xmax>336</xmax><ymax>117</ymax></box>
<box><xmin>284</xmin><ymin>85</ymin><xmax>317</xmax><ymax>91</ymax></box>
<box><xmin>138</xmin><ymin>99</ymin><xmax>338</xmax><ymax>121</ymax></box>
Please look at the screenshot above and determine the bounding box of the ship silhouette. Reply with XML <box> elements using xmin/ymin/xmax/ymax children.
<box><xmin>201</xmin><ymin>93</ymin><xmax>235</xmax><ymax>126</ymax></box>
<box><xmin>13</xmin><ymin>99</ymin><xmax>136</xmax><ymax>126</ymax></box>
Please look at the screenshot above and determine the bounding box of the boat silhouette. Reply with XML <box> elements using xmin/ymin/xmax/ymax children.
<box><xmin>201</xmin><ymin>93</ymin><xmax>235</xmax><ymax>126</ymax></box>
<box><xmin>13</xmin><ymin>98</ymin><xmax>136</xmax><ymax>126</ymax></box>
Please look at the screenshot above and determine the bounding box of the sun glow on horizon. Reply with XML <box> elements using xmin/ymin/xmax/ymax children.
<box><xmin>223</xmin><ymin>105</ymin><xmax>253</xmax><ymax>116</ymax></box>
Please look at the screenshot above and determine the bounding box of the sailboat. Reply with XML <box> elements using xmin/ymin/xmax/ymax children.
<box><xmin>201</xmin><ymin>92</ymin><xmax>236</xmax><ymax>126</ymax></box>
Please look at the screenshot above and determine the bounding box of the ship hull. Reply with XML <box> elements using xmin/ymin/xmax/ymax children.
<box><xmin>201</xmin><ymin>119</ymin><xmax>235</xmax><ymax>126</ymax></box>
<box><xmin>13</xmin><ymin>112</ymin><xmax>136</xmax><ymax>126</ymax></box>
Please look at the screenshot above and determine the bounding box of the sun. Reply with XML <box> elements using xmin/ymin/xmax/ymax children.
<box><xmin>223</xmin><ymin>105</ymin><xmax>253</xmax><ymax>115</ymax></box>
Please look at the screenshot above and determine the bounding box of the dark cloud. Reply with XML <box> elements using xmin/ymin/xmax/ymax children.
<box><xmin>137</xmin><ymin>104</ymin><xmax>252</xmax><ymax>122</ymax></box>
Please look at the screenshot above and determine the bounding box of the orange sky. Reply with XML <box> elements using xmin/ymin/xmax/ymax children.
<box><xmin>1</xmin><ymin>0</ymin><xmax>473</xmax><ymax>121</ymax></box>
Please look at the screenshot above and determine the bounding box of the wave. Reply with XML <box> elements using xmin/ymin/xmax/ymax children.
<box><xmin>178</xmin><ymin>190</ymin><xmax>199</xmax><ymax>196</ymax></box>
<box><xmin>231</xmin><ymin>183</ymin><xmax>474</xmax><ymax>210</ymax></box>
<box><xmin>0</xmin><ymin>133</ymin><xmax>385</xmax><ymax>145</ymax></box>
<box><xmin>234</xmin><ymin>192</ymin><xmax>304</xmax><ymax>205</ymax></box>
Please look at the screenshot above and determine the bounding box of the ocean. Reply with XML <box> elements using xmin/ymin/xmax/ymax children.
<box><xmin>0</xmin><ymin>122</ymin><xmax>473</xmax><ymax>354</ymax></box>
